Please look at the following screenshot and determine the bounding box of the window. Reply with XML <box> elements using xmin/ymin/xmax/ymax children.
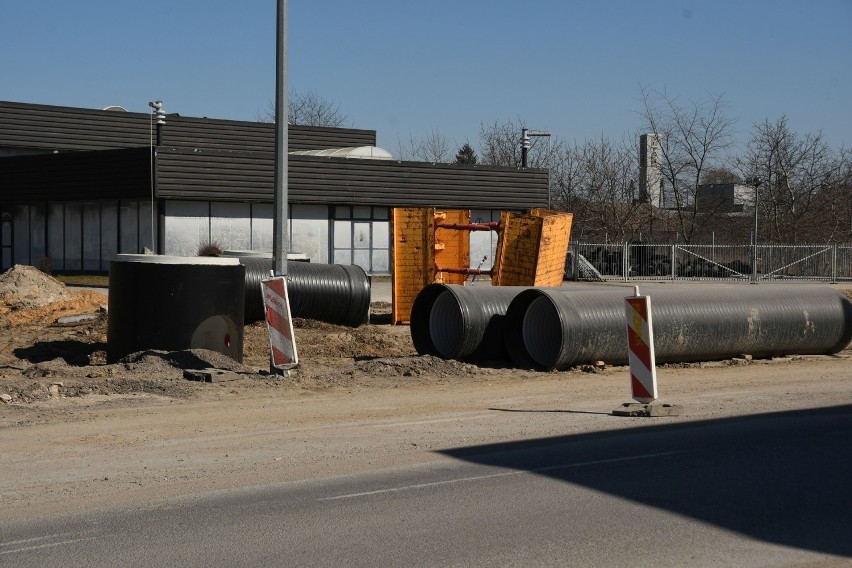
<box><xmin>331</xmin><ymin>206</ymin><xmax>390</xmax><ymax>275</ymax></box>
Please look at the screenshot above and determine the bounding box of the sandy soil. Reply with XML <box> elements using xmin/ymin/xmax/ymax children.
<box><xmin>1</xmin><ymin>266</ymin><xmax>851</xmax><ymax>520</ymax></box>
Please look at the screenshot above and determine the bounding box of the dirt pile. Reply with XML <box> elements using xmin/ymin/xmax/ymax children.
<box><xmin>0</xmin><ymin>265</ymin><xmax>106</xmax><ymax>325</ymax></box>
<box><xmin>0</xmin><ymin>265</ymin><xmax>72</xmax><ymax>308</ymax></box>
<box><xmin>0</xmin><ymin>295</ymin><xmax>467</xmax><ymax>404</ymax></box>
<box><xmin>2</xmin><ymin>279</ymin><xmax>844</xmax><ymax>407</ymax></box>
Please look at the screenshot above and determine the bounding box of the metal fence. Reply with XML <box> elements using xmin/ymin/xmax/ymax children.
<box><xmin>568</xmin><ymin>242</ymin><xmax>852</xmax><ymax>283</ymax></box>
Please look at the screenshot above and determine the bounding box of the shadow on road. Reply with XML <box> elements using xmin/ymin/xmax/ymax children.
<box><xmin>441</xmin><ymin>404</ymin><xmax>852</xmax><ymax>558</ymax></box>
<box><xmin>489</xmin><ymin>407</ymin><xmax>611</xmax><ymax>416</ymax></box>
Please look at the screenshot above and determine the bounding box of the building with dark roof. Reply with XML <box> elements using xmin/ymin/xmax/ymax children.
<box><xmin>0</xmin><ymin>101</ymin><xmax>548</xmax><ymax>274</ymax></box>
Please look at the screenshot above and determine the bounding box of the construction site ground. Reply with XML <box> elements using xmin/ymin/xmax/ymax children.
<box><xmin>1</xmin><ymin>265</ymin><xmax>850</xmax><ymax>520</ymax></box>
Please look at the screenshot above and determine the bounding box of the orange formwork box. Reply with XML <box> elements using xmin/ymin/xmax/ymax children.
<box><xmin>491</xmin><ymin>208</ymin><xmax>573</xmax><ymax>287</ymax></box>
<box><xmin>391</xmin><ymin>207</ymin><xmax>573</xmax><ymax>324</ymax></box>
<box><xmin>391</xmin><ymin>208</ymin><xmax>471</xmax><ymax>324</ymax></box>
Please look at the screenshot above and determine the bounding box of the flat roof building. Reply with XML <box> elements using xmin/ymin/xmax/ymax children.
<box><xmin>0</xmin><ymin>101</ymin><xmax>548</xmax><ymax>274</ymax></box>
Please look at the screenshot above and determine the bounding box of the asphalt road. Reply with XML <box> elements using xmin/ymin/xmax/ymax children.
<box><xmin>2</xmin><ymin>404</ymin><xmax>849</xmax><ymax>567</ymax></box>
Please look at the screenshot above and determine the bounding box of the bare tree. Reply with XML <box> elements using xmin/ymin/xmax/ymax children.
<box><xmin>741</xmin><ymin>116</ymin><xmax>851</xmax><ymax>243</ymax></box>
<box><xmin>479</xmin><ymin>119</ymin><xmax>523</xmax><ymax>167</ymax></box>
<box><xmin>639</xmin><ymin>86</ymin><xmax>735</xmax><ymax>243</ymax></box>
<box><xmin>478</xmin><ymin>119</ymin><xmax>560</xmax><ymax>169</ymax></box>
<box><xmin>551</xmin><ymin>136</ymin><xmax>641</xmax><ymax>241</ymax></box>
<box><xmin>259</xmin><ymin>89</ymin><xmax>348</xmax><ymax>127</ymax></box>
<box><xmin>395</xmin><ymin>130</ymin><xmax>451</xmax><ymax>162</ymax></box>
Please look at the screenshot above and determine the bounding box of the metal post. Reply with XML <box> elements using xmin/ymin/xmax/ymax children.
<box><xmin>520</xmin><ymin>128</ymin><xmax>551</xmax><ymax>173</ymax></box>
<box><xmin>711</xmin><ymin>231</ymin><xmax>715</xmax><ymax>264</ymax></box>
<box><xmin>571</xmin><ymin>241</ymin><xmax>578</xmax><ymax>280</ymax></box>
<box><xmin>752</xmin><ymin>202</ymin><xmax>758</xmax><ymax>284</ymax></box>
<box><xmin>832</xmin><ymin>243</ymin><xmax>838</xmax><ymax>283</ymax></box>
<box><xmin>273</xmin><ymin>0</ymin><xmax>289</xmax><ymax>276</ymax></box>
<box><xmin>622</xmin><ymin>241</ymin><xmax>629</xmax><ymax>282</ymax></box>
<box><xmin>671</xmin><ymin>244</ymin><xmax>676</xmax><ymax>279</ymax></box>
<box><xmin>148</xmin><ymin>100</ymin><xmax>165</xmax><ymax>253</ymax></box>
<box><xmin>748</xmin><ymin>177</ymin><xmax>762</xmax><ymax>284</ymax></box>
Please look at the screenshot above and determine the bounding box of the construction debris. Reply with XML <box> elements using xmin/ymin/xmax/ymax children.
<box><xmin>0</xmin><ymin>265</ymin><xmax>106</xmax><ymax>325</ymax></box>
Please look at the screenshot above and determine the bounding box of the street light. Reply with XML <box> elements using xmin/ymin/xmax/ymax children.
<box><xmin>520</xmin><ymin>128</ymin><xmax>551</xmax><ymax>169</ymax></box>
<box><xmin>746</xmin><ymin>176</ymin><xmax>763</xmax><ymax>283</ymax></box>
<box><xmin>521</xmin><ymin>128</ymin><xmax>552</xmax><ymax>207</ymax></box>
<box><xmin>148</xmin><ymin>100</ymin><xmax>166</xmax><ymax>252</ymax></box>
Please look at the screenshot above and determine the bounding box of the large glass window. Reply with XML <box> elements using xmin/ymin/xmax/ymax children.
<box><xmin>82</xmin><ymin>203</ymin><xmax>101</xmax><ymax>271</ymax></box>
<box><xmin>331</xmin><ymin>206</ymin><xmax>390</xmax><ymax>275</ymax></box>
<box><xmin>1</xmin><ymin>210</ymin><xmax>12</xmax><ymax>271</ymax></box>
<box><xmin>64</xmin><ymin>203</ymin><xmax>82</xmax><ymax>271</ymax></box>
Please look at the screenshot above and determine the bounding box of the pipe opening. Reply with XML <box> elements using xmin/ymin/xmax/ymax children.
<box><xmin>522</xmin><ymin>296</ymin><xmax>562</xmax><ymax>368</ymax></box>
<box><xmin>429</xmin><ymin>291</ymin><xmax>465</xmax><ymax>358</ymax></box>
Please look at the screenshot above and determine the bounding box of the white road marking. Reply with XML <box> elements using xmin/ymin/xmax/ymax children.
<box><xmin>368</xmin><ymin>413</ymin><xmax>493</xmax><ymax>428</ymax></box>
<box><xmin>318</xmin><ymin>450</ymin><xmax>688</xmax><ymax>501</ymax></box>
<box><xmin>0</xmin><ymin>536</ymin><xmax>98</xmax><ymax>555</ymax></box>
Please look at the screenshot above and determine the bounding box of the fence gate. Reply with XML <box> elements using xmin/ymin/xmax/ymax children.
<box><xmin>569</xmin><ymin>242</ymin><xmax>850</xmax><ymax>282</ymax></box>
<box><xmin>675</xmin><ymin>245</ymin><xmax>752</xmax><ymax>280</ymax></box>
<box><xmin>754</xmin><ymin>244</ymin><xmax>837</xmax><ymax>282</ymax></box>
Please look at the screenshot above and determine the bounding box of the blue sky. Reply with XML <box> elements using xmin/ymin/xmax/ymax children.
<box><xmin>2</xmin><ymin>1</ymin><xmax>850</xmax><ymax>155</ymax></box>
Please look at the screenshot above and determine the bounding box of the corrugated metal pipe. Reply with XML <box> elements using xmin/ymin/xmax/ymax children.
<box><xmin>503</xmin><ymin>286</ymin><xmax>852</xmax><ymax>371</ymax></box>
<box><xmin>410</xmin><ymin>284</ymin><xmax>534</xmax><ymax>362</ymax></box>
<box><xmin>223</xmin><ymin>254</ymin><xmax>371</xmax><ymax>327</ymax></box>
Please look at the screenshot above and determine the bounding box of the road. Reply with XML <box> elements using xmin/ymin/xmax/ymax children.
<box><xmin>2</xmin><ymin>403</ymin><xmax>849</xmax><ymax>567</ymax></box>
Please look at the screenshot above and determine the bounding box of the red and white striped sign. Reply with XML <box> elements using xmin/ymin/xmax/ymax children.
<box><xmin>625</xmin><ymin>289</ymin><xmax>657</xmax><ymax>403</ymax></box>
<box><xmin>261</xmin><ymin>276</ymin><xmax>298</xmax><ymax>370</ymax></box>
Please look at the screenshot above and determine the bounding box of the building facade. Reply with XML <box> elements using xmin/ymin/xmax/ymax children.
<box><xmin>0</xmin><ymin>101</ymin><xmax>548</xmax><ymax>274</ymax></box>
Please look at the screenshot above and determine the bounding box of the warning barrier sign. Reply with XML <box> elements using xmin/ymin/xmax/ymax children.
<box><xmin>261</xmin><ymin>276</ymin><xmax>298</xmax><ymax>370</ymax></box>
<box><xmin>625</xmin><ymin>289</ymin><xmax>657</xmax><ymax>403</ymax></box>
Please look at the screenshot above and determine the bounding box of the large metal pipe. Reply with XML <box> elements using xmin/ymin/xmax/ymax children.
<box><xmin>410</xmin><ymin>284</ymin><xmax>530</xmax><ymax>362</ymax></box>
<box><xmin>225</xmin><ymin>254</ymin><xmax>371</xmax><ymax>327</ymax></box>
<box><xmin>504</xmin><ymin>286</ymin><xmax>852</xmax><ymax>370</ymax></box>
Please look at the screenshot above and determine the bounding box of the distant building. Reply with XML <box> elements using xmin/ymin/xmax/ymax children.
<box><xmin>639</xmin><ymin>134</ymin><xmax>662</xmax><ymax>208</ymax></box>
<box><xmin>0</xmin><ymin>101</ymin><xmax>548</xmax><ymax>274</ymax></box>
<box><xmin>696</xmin><ymin>183</ymin><xmax>754</xmax><ymax>215</ymax></box>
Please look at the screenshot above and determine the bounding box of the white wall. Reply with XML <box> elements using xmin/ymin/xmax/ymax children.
<box><xmin>163</xmin><ymin>200</ymin><xmax>332</xmax><ymax>264</ymax></box>
<box><xmin>163</xmin><ymin>201</ymin><xmax>209</xmax><ymax>256</ymax></box>
<box><xmin>291</xmin><ymin>204</ymin><xmax>329</xmax><ymax>264</ymax></box>
<box><xmin>211</xmin><ymin>202</ymin><xmax>252</xmax><ymax>251</ymax></box>
<box><xmin>250</xmin><ymin>203</ymin><xmax>274</xmax><ymax>253</ymax></box>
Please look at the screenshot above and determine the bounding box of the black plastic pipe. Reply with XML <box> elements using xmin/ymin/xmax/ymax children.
<box><xmin>504</xmin><ymin>285</ymin><xmax>852</xmax><ymax>370</ymax></box>
<box><xmin>410</xmin><ymin>284</ymin><xmax>533</xmax><ymax>362</ymax></box>
<box><xmin>226</xmin><ymin>255</ymin><xmax>371</xmax><ymax>327</ymax></box>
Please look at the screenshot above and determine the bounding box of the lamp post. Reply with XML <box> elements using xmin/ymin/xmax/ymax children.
<box><xmin>521</xmin><ymin>128</ymin><xmax>552</xmax><ymax>207</ymax></box>
<box><xmin>273</xmin><ymin>0</ymin><xmax>288</xmax><ymax>277</ymax></box>
<box><xmin>148</xmin><ymin>100</ymin><xmax>165</xmax><ymax>252</ymax></box>
<box><xmin>746</xmin><ymin>176</ymin><xmax>762</xmax><ymax>283</ymax></box>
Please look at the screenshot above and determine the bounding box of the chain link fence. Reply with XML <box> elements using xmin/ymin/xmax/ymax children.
<box><xmin>566</xmin><ymin>242</ymin><xmax>852</xmax><ymax>282</ymax></box>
